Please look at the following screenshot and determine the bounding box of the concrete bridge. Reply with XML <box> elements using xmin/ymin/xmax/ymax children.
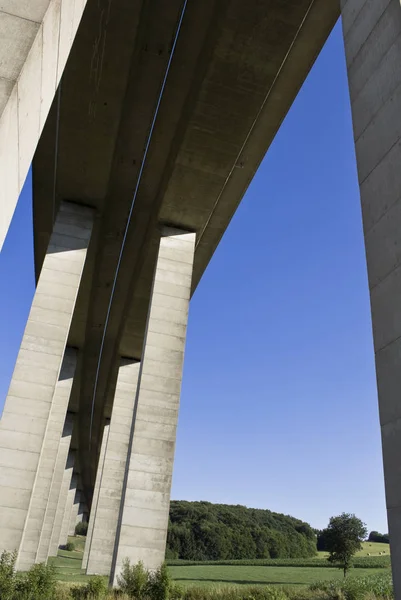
<box><xmin>0</xmin><ymin>0</ymin><xmax>400</xmax><ymax>592</ymax></box>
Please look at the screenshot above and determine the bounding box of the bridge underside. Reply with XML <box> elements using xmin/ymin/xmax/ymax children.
<box><xmin>32</xmin><ymin>0</ymin><xmax>339</xmax><ymax>504</ymax></box>
<box><xmin>5</xmin><ymin>0</ymin><xmax>401</xmax><ymax>591</ymax></box>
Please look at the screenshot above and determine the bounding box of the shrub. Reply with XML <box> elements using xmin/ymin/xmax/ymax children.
<box><xmin>65</xmin><ymin>542</ymin><xmax>76</xmax><ymax>552</ymax></box>
<box><xmin>76</xmin><ymin>522</ymin><xmax>88</xmax><ymax>536</ymax></box>
<box><xmin>147</xmin><ymin>563</ymin><xmax>171</xmax><ymax>600</ymax></box>
<box><xmin>310</xmin><ymin>573</ymin><xmax>393</xmax><ymax>600</ymax></box>
<box><xmin>16</xmin><ymin>562</ymin><xmax>56</xmax><ymax>600</ymax></box>
<box><xmin>71</xmin><ymin>575</ymin><xmax>107</xmax><ymax>599</ymax></box>
<box><xmin>170</xmin><ymin>582</ymin><xmax>185</xmax><ymax>600</ymax></box>
<box><xmin>117</xmin><ymin>560</ymin><xmax>149</xmax><ymax>599</ymax></box>
<box><xmin>0</xmin><ymin>550</ymin><xmax>17</xmax><ymax>600</ymax></box>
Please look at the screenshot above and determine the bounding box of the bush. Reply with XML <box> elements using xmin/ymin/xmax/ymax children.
<box><xmin>0</xmin><ymin>550</ymin><xmax>17</xmax><ymax>600</ymax></box>
<box><xmin>65</xmin><ymin>542</ymin><xmax>76</xmax><ymax>552</ymax></box>
<box><xmin>16</xmin><ymin>562</ymin><xmax>56</xmax><ymax>600</ymax></box>
<box><xmin>310</xmin><ymin>573</ymin><xmax>393</xmax><ymax>600</ymax></box>
<box><xmin>71</xmin><ymin>576</ymin><xmax>107</xmax><ymax>599</ymax></box>
<box><xmin>176</xmin><ymin>586</ymin><xmax>288</xmax><ymax>600</ymax></box>
<box><xmin>147</xmin><ymin>563</ymin><xmax>171</xmax><ymax>600</ymax></box>
<box><xmin>117</xmin><ymin>560</ymin><xmax>149</xmax><ymax>599</ymax></box>
<box><xmin>75</xmin><ymin>522</ymin><xmax>88</xmax><ymax>536</ymax></box>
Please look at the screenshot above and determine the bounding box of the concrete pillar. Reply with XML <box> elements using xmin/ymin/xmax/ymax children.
<box><xmin>86</xmin><ymin>361</ymin><xmax>140</xmax><ymax>575</ymax></box>
<box><xmin>110</xmin><ymin>227</ymin><xmax>195</xmax><ymax>585</ymax></box>
<box><xmin>36</xmin><ymin>413</ymin><xmax>74</xmax><ymax>562</ymax></box>
<box><xmin>59</xmin><ymin>473</ymin><xmax>77</xmax><ymax>548</ymax></box>
<box><xmin>341</xmin><ymin>2</ymin><xmax>401</xmax><ymax>596</ymax></box>
<box><xmin>0</xmin><ymin>0</ymin><xmax>89</xmax><ymax>251</ymax></box>
<box><xmin>75</xmin><ymin>502</ymin><xmax>88</xmax><ymax>527</ymax></box>
<box><xmin>48</xmin><ymin>450</ymin><xmax>75</xmax><ymax>557</ymax></box>
<box><xmin>18</xmin><ymin>349</ymin><xmax>77</xmax><ymax>569</ymax></box>
<box><xmin>69</xmin><ymin>490</ymin><xmax>81</xmax><ymax>536</ymax></box>
<box><xmin>82</xmin><ymin>423</ymin><xmax>110</xmax><ymax>570</ymax></box>
<box><xmin>0</xmin><ymin>201</ymin><xmax>93</xmax><ymax>563</ymax></box>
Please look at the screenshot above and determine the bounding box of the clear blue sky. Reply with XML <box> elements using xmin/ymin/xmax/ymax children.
<box><xmin>0</xmin><ymin>21</ymin><xmax>387</xmax><ymax>534</ymax></box>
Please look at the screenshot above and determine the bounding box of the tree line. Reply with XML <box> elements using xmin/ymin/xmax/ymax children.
<box><xmin>166</xmin><ymin>501</ymin><xmax>317</xmax><ymax>560</ymax></box>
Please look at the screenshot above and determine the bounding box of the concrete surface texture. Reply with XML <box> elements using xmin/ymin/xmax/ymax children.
<box><xmin>86</xmin><ymin>361</ymin><xmax>140</xmax><ymax>576</ymax></box>
<box><xmin>341</xmin><ymin>0</ymin><xmax>401</xmax><ymax>597</ymax></box>
<box><xmin>0</xmin><ymin>201</ymin><xmax>93</xmax><ymax>561</ymax></box>
<box><xmin>18</xmin><ymin>348</ymin><xmax>77</xmax><ymax>570</ymax></box>
<box><xmin>36</xmin><ymin>412</ymin><xmax>74</xmax><ymax>562</ymax></box>
<box><xmin>48</xmin><ymin>449</ymin><xmax>74</xmax><ymax>557</ymax></box>
<box><xmin>68</xmin><ymin>490</ymin><xmax>81</xmax><ymax>536</ymax></box>
<box><xmin>0</xmin><ymin>0</ymin><xmax>88</xmax><ymax>251</ymax></box>
<box><xmin>3</xmin><ymin>0</ymin><xmax>401</xmax><ymax>593</ymax></box>
<box><xmin>82</xmin><ymin>423</ymin><xmax>110</xmax><ymax>571</ymax></box>
<box><xmin>59</xmin><ymin>473</ymin><xmax>77</xmax><ymax>548</ymax></box>
<box><xmin>110</xmin><ymin>228</ymin><xmax>195</xmax><ymax>584</ymax></box>
<box><xmin>30</xmin><ymin>0</ymin><xmax>340</xmax><ymax>506</ymax></box>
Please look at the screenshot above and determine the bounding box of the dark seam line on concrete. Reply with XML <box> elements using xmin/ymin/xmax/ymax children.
<box><xmin>350</xmin><ymin>28</ymin><xmax>401</xmax><ymax>105</ymax></box>
<box><xmin>359</xmin><ymin>135</ymin><xmax>401</xmax><ymax>188</ymax></box>
<box><xmin>368</xmin><ymin>256</ymin><xmax>401</xmax><ymax>293</ymax></box>
<box><xmin>369</xmin><ymin>262</ymin><xmax>401</xmax><ymax>293</ymax></box>
<box><xmin>363</xmin><ymin>194</ymin><xmax>401</xmax><ymax>237</ymax></box>
<box><xmin>355</xmin><ymin>78</ymin><xmax>401</xmax><ymax>147</ymax></box>
<box><xmin>0</xmin><ymin>9</ymin><xmax>41</xmax><ymax>24</ymax></box>
<box><xmin>345</xmin><ymin>0</ymin><xmax>393</xmax><ymax>71</ymax></box>
<box><xmin>88</xmin><ymin>0</ymin><xmax>189</xmax><ymax>450</ymax></box>
<box><xmin>381</xmin><ymin>414</ymin><xmax>401</xmax><ymax>429</ymax></box>
<box><xmin>376</xmin><ymin>332</ymin><xmax>401</xmax><ymax>356</ymax></box>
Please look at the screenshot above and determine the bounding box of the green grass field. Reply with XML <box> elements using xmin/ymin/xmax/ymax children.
<box><xmin>50</xmin><ymin>538</ymin><xmax>391</xmax><ymax>588</ymax></box>
<box><xmin>168</xmin><ymin>565</ymin><xmax>387</xmax><ymax>587</ymax></box>
<box><xmin>317</xmin><ymin>542</ymin><xmax>390</xmax><ymax>559</ymax></box>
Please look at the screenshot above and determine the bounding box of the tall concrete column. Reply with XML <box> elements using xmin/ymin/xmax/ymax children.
<box><xmin>86</xmin><ymin>361</ymin><xmax>140</xmax><ymax>575</ymax></box>
<box><xmin>36</xmin><ymin>413</ymin><xmax>74</xmax><ymax>563</ymax></box>
<box><xmin>69</xmin><ymin>490</ymin><xmax>81</xmax><ymax>536</ymax></box>
<box><xmin>0</xmin><ymin>0</ymin><xmax>90</xmax><ymax>251</ymax></box>
<box><xmin>0</xmin><ymin>201</ymin><xmax>93</xmax><ymax>562</ymax></box>
<box><xmin>59</xmin><ymin>473</ymin><xmax>78</xmax><ymax>548</ymax></box>
<box><xmin>48</xmin><ymin>450</ymin><xmax>75</xmax><ymax>557</ymax></box>
<box><xmin>75</xmin><ymin>501</ymin><xmax>88</xmax><ymax>527</ymax></box>
<box><xmin>18</xmin><ymin>348</ymin><xmax>77</xmax><ymax>569</ymax></box>
<box><xmin>342</xmin><ymin>2</ymin><xmax>401</xmax><ymax>596</ymax></box>
<box><xmin>82</xmin><ymin>423</ymin><xmax>110</xmax><ymax>570</ymax></box>
<box><xmin>111</xmin><ymin>227</ymin><xmax>195</xmax><ymax>585</ymax></box>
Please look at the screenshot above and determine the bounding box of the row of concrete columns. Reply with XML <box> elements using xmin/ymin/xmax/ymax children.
<box><xmin>0</xmin><ymin>201</ymin><xmax>195</xmax><ymax>585</ymax></box>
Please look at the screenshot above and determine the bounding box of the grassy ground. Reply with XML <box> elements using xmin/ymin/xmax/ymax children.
<box><xmin>50</xmin><ymin>538</ymin><xmax>390</xmax><ymax>587</ymax></box>
<box><xmin>317</xmin><ymin>542</ymin><xmax>390</xmax><ymax>559</ymax></box>
<box><xmin>168</xmin><ymin>565</ymin><xmax>387</xmax><ymax>588</ymax></box>
<box><xmin>48</xmin><ymin>536</ymin><xmax>88</xmax><ymax>583</ymax></box>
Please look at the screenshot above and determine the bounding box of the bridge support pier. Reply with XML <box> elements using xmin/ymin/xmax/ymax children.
<box><xmin>109</xmin><ymin>226</ymin><xmax>195</xmax><ymax>585</ymax></box>
<box><xmin>82</xmin><ymin>422</ymin><xmax>110</xmax><ymax>571</ymax></box>
<box><xmin>59</xmin><ymin>473</ymin><xmax>78</xmax><ymax>550</ymax></box>
<box><xmin>0</xmin><ymin>201</ymin><xmax>93</xmax><ymax>568</ymax></box>
<box><xmin>48</xmin><ymin>450</ymin><xmax>75</xmax><ymax>557</ymax></box>
<box><xmin>86</xmin><ymin>360</ymin><xmax>140</xmax><ymax>576</ymax></box>
<box><xmin>342</xmin><ymin>1</ymin><xmax>401</xmax><ymax>597</ymax></box>
<box><xmin>17</xmin><ymin>349</ymin><xmax>77</xmax><ymax>568</ymax></box>
<box><xmin>69</xmin><ymin>490</ymin><xmax>82</xmax><ymax>537</ymax></box>
<box><xmin>36</xmin><ymin>413</ymin><xmax>74</xmax><ymax>562</ymax></box>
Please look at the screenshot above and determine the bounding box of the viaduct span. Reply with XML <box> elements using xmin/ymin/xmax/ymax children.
<box><xmin>0</xmin><ymin>0</ymin><xmax>401</xmax><ymax>593</ymax></box>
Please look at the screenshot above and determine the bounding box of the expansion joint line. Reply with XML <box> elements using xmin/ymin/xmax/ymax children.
<box><xmin>88</xmin><ymin>0</ymin><xmax>189</xmax><ymax>447</ymax></box>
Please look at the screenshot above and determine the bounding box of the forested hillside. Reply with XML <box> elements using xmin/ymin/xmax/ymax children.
<box><xmin>166</xmin><ymin>501</ymin><xmax>317</xmax><ymax>560</ymax></box>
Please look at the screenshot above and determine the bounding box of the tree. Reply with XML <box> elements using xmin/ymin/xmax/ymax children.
<box><xmin>323</xmin><ymin>513</ymin><xmax>367</xmax><ymax>578</ymax></box>
<box><xmin>368</xmin><ymin>531</ymin><xmax>389</xmax><ymax>544</ymax></box>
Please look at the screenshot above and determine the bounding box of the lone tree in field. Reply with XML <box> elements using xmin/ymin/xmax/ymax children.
<box><xmin>323</xmin><ymin>513</ymin><xmax>367</xmax><ymax>578</ymax></box>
